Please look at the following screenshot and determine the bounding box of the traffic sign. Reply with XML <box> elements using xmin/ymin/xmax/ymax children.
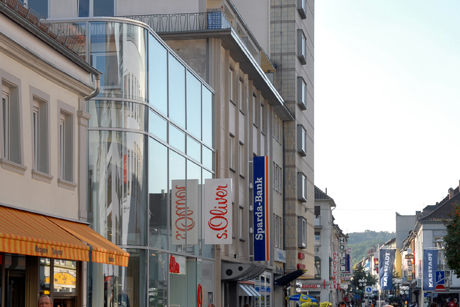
<box><xmin>436</xmin><ymin>271</ymin><xmax>445</xmax><ymax>285</ymax></box>
<box><xmin>347</xmin><ymin>248</ymin><xmax>352</xmax><ymax>253</ymax></box>
<box><xmin>365</xmin><ymin>287</ymin><xmax>372</xmax><ymax>293</ymax></box>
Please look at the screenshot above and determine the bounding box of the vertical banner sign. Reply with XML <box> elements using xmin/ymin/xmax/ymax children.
<box><xmin>379</xmin><ymin>249</ymin><xmax>395</xmax><ymax>290</ymax></box>
<box><xmin>204</xmin><ymin>178</ymin><xmax>233</xmax><ymax>244</ymax></box>
<box><xmin>423</xmin><ymin>249</ymin><xmax>438</xmax><ymax>290</ymax></box>
<box><xmin>253</xmin><ymin>156</ymin><xmax>269</xmax><ymax>261</ymax></box>
<box><xmin>171</xmin><ymin>180</ymin><xmax>199</xmax><ymax>245</ymax></box>
<box><xmin>332</xmin><ymin>252</ymin><xmax>338</xmax><ymax>289</ymax></box>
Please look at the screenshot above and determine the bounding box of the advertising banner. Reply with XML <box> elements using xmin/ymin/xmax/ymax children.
<box><xmin>204</xmin><ymin>178</ymin><xmax>233</xmax><ymax>244</ymax></box>
<box><xmin>423</xmin><ymin>249</ymin><xmax>438</xmax><ymax>290</ymax></box>
<box><xmin>379</xmin><ymin>249</ymin><xmax>395</xmax><ymax>290</ymax></box>
<box><xmin>171</xmin><ymin>180</ymin><xmax>199</xmax><ymax>245</ymax></box>
<box><xmin>253</xmin><ymin>156</ymin><xmax>269</xmax><ymax>261</ymax></box>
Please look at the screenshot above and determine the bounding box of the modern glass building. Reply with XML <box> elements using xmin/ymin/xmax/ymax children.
<box><xmin>49</xmin><ymin>18</ymin><xmax>215</xmax><ymax>307</ymax></box>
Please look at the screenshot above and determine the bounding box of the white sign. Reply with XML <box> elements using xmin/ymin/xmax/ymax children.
<box><xmin>204</xmin><ymin>178</ymin><xmax>233</xmax><ymax>244</ymax></box>
<box><xmin>171</xmin><ymin>180</ymin><xmax>199</xmax><ymax>245</ymax></box>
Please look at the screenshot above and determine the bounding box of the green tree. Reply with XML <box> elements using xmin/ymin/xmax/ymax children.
<box><xmin>349</xmin><ymin>265</ymin><xmax>377</xmax><ymax>295</ymax></box>
<box><xmin>443</xmin><ymin>203</ymin><xmax>460</xmax><ymax>277</ymax></box>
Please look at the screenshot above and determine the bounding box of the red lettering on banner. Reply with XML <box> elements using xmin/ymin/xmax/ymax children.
<box><xmin>208</xmin><ymin>184</ymin><xmax>229</xmax><ymax>239</ymax></box>
<box><xmin>174</xmin><ymin>185</ymin><xmax>196</xmax><ymax>240</ymax></box>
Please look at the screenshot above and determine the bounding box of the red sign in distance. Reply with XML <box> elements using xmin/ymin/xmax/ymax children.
<box><xmin>435</xmin><ymin>285</ymin><xmax>446</xmax><ymax>292</ymax></box>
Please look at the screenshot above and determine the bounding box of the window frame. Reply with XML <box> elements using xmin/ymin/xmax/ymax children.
<box><xmin>297</xmin><ymin>0</ymin><xmax>307</xmax><ymax>19</ymax></box>
<box><xmin>229</xmin><ymin>134</ymin><xmax>235</xmax><ymax>171</ymax></box>
<box><xmin>297</xmin><ymin>216</ymin><xmax>307</xmax><ymax>248</ymax></box>
<box><xmin>1</xmin><ymin>90</ymin><xmax>10</xmax><ymax>160</ymax></box>
<box><xmin>229</xmin><ymin>68</ymin><xmax>234</xmax><ymax>103</ymax></box>
<box><xmin>297</xmin><ymin>172</ymin><xmax>307</xmax><ymax>202</ymax></box>
<box><xmin>297</xmin><ymin>77</ymin><xmax>307</xmax><ymax>110</ymax></box>
<box><xmin>238</xmin><ymin>141</ymin><xmax>245</xmax><ymax>177</ymax></box>
<box><xmin>57</xmin><ymin>100</ymin><xmax>76</xmax><ymax>189</ymax></box>
<box><xmin>252</xmin><ymin>94</ymin><xmax>258</xmax><ymax>128</ymax></box>
<box><xmin>297</xmin><ymin>29</ymin><xmax>307</xmax><ymax>65</ymax></box>
<box><xmin>297</xmin><ymin>124</ymin><xmax>307</xmax><ymax>156</ymax></box>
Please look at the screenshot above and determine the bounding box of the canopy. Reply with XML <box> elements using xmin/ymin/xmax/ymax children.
<box><xmin>287</xmin><ymin>294</ymin><xmax>318</xmax><ymax>303</ymax></box>
<box><xmin>274</xmin><ymin>269</ymin><xmax>306</xmax><ymax>286</ymax></box>
<box><xmin>0</xmin><ymin>206</ymin><xmax>129</xmax><ymax>267</ymax></box>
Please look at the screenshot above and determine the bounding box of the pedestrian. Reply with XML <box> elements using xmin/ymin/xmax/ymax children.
<box><xmin>339</xmin><ymin>301</ymin><xmax>346</xmax><ymax>307</ymax></box>
<box><xmin>38</xmin><ymin>296</ymin><xmax>52</xmax><ymax>307</ymax></box>
<box><xmin>208</xmin><ymin>304</ymin><xmax>215</xmax><ymax>307</ymax></box>
<box><xmin>431</xmin><ymin>303</ymin><xmax>438</xmax><ymax>307</ymax></box>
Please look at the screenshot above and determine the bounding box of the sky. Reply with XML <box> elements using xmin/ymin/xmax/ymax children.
<box><xmin>315</xmin><ymin>1</ymin><xmax>460</xmax><ymax>234</ymax></box>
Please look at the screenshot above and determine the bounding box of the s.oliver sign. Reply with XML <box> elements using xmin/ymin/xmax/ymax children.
<box><xmin>204</xmin><ymin>178</ymin><xmax>233</xmax><ymax>244</ymax></box>
<box><xmin>171</xmin><ymin>180</ymin><xmax>199</xmax><ymax>245</ymax></box>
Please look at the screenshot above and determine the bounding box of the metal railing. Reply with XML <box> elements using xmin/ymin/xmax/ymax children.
<box><xmin>124</xmin><ymin>11</ymin><xmax>232</xmax><ymax>33</ymax></box>
<box><xmin>0</xmin><ymin>0</ymin><xmax>86</xmax><ymax>56</ymax></box>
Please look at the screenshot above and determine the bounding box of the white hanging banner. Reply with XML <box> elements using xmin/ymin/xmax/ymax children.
<box><xmin>204</xmin><ymin>178</ymin><xmax>233</xmax><ymax>244</ymax></box>
<box><xmin>171</xmin><ymin>179</ymin><xmax>199</xmax><ymax>245</ymax></box>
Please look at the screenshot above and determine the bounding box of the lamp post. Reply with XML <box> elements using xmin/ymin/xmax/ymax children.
<box><xmin>359</xmin><ymin>279</ymin><xmax>367</xmax><ymax>307</ymax></box>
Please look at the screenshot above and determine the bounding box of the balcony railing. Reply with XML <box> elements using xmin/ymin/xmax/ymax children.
<box><xmin>0</xmin><ymin>0</ymin><xmax>85</xmax><ymax>56</ymax></box>
<box><xmin>124</xmin><ymin>11</ymin><xmax>232</xmax><ymax>33</ymax></box>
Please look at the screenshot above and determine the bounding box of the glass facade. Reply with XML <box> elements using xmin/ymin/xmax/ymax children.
<box><xmin>83</xmin><ymin>19</ymin><xmax>215</xmax><ymax>307</ymax></box>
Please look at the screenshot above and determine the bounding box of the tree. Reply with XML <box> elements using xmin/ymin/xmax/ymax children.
<box><xmin>443</xmin><ymin>203</ymin><xmax>460</xmax><ymax>277</ymax></box>
<box><xmin>349</xmin><ymin>264</ymin><xmax>377</xmax><ymax>295</ymax></box>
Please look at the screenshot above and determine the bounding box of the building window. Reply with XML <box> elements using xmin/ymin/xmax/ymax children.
<box><xmin>315</xmin><ymin>231</ymin><xmax>320</xmax><ymax>246</ymax></box>
<box><xmin>297</xmin><ymin>77</ymin><xmax>307</xmax><ymax>110</ymax></box>
<box><xmin>31</xmin><ymin>88</ymin><xmax>50</xmax><ymax>175</ymax></box>
<box><xmin>229</xmin><ymin>135</ymin><xmax>234</xmax><ymax>171</ymax></box>
<box><xmin>252</xmin><ymin>94</ymin><xmax>258</xmax><ymax>128</ymax></box>
<box><xmin>260</xmin><ymin>103</ymin><xmax>266</xmax><ymax>134</ymax></box>
<box><xmin>273</xmin><ymin>113</ymin><xmax>282</xmax><ymax>144</ymax></box>
<box><xmin>79</xmin><ymin>0</ymin><xmax>114</xmax><ymax>17</ymax></box>
<box><xmin>314</xmin><ymin>256</ymin><xmax>321</xmax><ymax>279</ymax></box>
<box><xmin>297</xmin><ymin>172</ymin><xmax>307</xmax><ymax>202</ymax></box>
<box><xmin>239</xmin><ymin>206</ymin><xmax>244</xmax><ymax>239</ymax></box>
<box><xmin>239</xmin><ymin>142</ymin><xmax>245</xmax><ymax>177</ymax></box>
<box><xmin>58</xmin><ymin>102</ymin><xmax>74</xmax><ymax>185</ymax></box>
<box><xmin>229</xmin><ymin>69</ymin><xmax>234</xmax><ymax>103</ymax></box>
<box><xmin>1</xmin><ymin>74</ymin><xmax>23</xmax><ymax>167</ymax></box>
<box><xmin>273</xmin><ymin>162</ymin><xmax>282</xmax><ymax>194</ymax></box>
<box><xmin>24</xmin><ymin>0</ymin><xmax>48</xmax><ymax>18</ymax></box>
<box><xmin>298</xmin><ymin>216</ymin><xmax>307</xmax><ymax>248</ymax></box>
<box><xmin>239</xmin><ymin>79</ymin><xmax>246</xmax><ymax>113</ymax></box>
<box><xmin>274</xmin><ymin>214</ymin><xmax>282</xmax><ymax>248</ymax></box>
<box><xmin>297</xmin><ymin>30</ymin><xmax>307</xmax><ymax>65</ymax></box>
<box><xmin>297</xmin><ymin>125</ymin><xmax>307</xmax><ymax>156</ymax></box>
<box><xmin>297</xmin><ymin>0</ymin><xmax>307</xmax><ymax>19</ymax></box>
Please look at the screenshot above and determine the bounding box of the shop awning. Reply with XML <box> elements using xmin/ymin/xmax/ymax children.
<box><xmin>274</xmin><ymin>269</ymin><xmax>306</xmax><ymax>286</ymax></box>
<box><xmin>0</xmin><ymin>206</ymin><xmax>129</xmax><ymax>267</ymax></box>
<box><xmin>239</xmin><ymin>285</ymin><xmax>261</xmax><ymax>297</ymax></box>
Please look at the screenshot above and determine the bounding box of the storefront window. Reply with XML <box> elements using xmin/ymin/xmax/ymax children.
<box><xmin>149</xmin><ymin>252</ymin><xmax>168</xmax><ymax>307</ymax></box>
<box><xmin>148</xmin><ymin>139</ymin><xmax>168</xmax><ymax>250</ymax></box>
<box><xmin>169</xmin><ymin>150</ymin><xmax>186</xmax><ymax>252</ymax></box>
<box><xmin>40</xmin><ymin>258</ymin><xmax>77</xmax><ymax>304</ymax></box>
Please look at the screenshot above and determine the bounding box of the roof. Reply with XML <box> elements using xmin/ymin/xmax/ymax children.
<box><xmin>315</xmin><ymin>186</ymin><xmax>333</xmax><ymax>201</ymax></box>
<box><xmin>419</xmin><ymin>185</ymin><xmax>460</xmax><ymax>222</ymax></box>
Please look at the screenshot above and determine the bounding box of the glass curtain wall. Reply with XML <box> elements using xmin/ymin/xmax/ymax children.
<box><xmin>85</xmin><ymin>20</ymin><xmax>215</xmax><ymax>307</ymax></box>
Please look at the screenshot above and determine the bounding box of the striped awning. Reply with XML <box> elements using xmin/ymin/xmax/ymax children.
<box><xmin>0</xmin><ymin>206</ymin><xmax>129</xmax><ymax>267</ymax></box>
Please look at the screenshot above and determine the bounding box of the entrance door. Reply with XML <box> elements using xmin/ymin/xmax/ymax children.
<box><xmin>7</xmin><ymin>271</ymin><xmax>25</xmax><ymax>307</ymax></box>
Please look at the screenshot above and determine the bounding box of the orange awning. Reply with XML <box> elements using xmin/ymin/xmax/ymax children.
<box><xmin>48</xmin><ymin>217</ymin><xmax>129</xmax><ymax>267</ymax></box>
<box><xmin>0</xmin><ymin>206</ymin><xmax>129</xmax><ymax>267</ymax></box>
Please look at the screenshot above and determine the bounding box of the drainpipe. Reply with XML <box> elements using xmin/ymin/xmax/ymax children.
<box><xmin>85</xmin><ymin>74</ymin><xmax>101</xmax><ymax>100</ymax></box>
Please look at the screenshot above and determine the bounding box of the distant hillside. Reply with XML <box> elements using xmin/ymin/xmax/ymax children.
<box><xmin>347</xmin><ymin>230</ymin><xmax>395</xmax><ymax>267</ymax></box>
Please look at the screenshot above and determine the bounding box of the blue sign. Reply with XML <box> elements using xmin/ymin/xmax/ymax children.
<box><xmin>253</xmin><ymin>156</ymin><xmax>269</xmax><ymax>261</ymax></box>
<box><xmin>379</xmin><ymin>249</ymin><xmax>396</xmax><ymax>290</ymax></box>
<box><xmin>436</xmin><ymin>271</ymin><xmax>445</xmax><ymax>285</ymax></box>
<box><xmin>365</xmin><ymin>287</ymin><xmax>372</xmax><ymax>293</ymax></box>
<box><xmin>354</xmin><ymin>295</ymin><xmax>361</xmax><ymax>300</ymax></box>
<box><xmin>423</xmin><ymin>249</ymin><xmax>438</xmax><ymax>290</ymax></box>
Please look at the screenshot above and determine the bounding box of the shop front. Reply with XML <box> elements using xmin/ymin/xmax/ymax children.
<box><xmin>0</xmin><ymin>205</ymin><xmax>129</xmax><ymax>307</ymax></box>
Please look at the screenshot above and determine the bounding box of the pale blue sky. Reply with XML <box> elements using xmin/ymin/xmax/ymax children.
<box><xmin>315</xmin><ymin>1</ymin><xmax>460</xmax><ymax>233</ymax></box>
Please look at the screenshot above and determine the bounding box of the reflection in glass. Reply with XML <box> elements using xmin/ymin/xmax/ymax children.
<box><xmin>169</xmin><ymin>151</ymin><xmax>185</xmax><ymax>253</ymax></box>
<box><xmin>39</xmin><ymin>258</ymin><xmax>51</xmax><ymax>296</ymax></box>
<box><xmin>88</xmin><ymin>130</ymin><xmax>147</xmax><ymax>246</ymax></box>
<box><xmin>149</xmin><ymin>252</ymin><xmax>168</xmax><ymax>307</ymax></box>
<box><xmin>148</xmin><ymin>139</ymin><xmax>168</xmax><ymax>250</ymax></box>
<box><xmin>168</xmin><ymin>54</ymin><xmax>186</xmax><ymax>128</ymax></box>
<box><xmin>169</xmin><ymin>124</ymin><xmax>185</xmax><ymax>153</ymax></box>
<box><xmin>186</xmin><ymin>71</ymin><xmax>201</xmax><ymax>139</ymax></box>
<box><xmin>187</xmin><ymin>161</ymin><xmax>202</xmax><ymax>256</ymax></box>
<box><xmin>187</xmin><ymin>136</ymin><xmax>201</xmax><ymax>163</ymax></box>
<box><xmin>202</xmin><ymin>146</ymin><xmax>213</xmax><ymax>171</ymax></box>
<box><xmin>149</xmin><ymin>36</ymin><xmax>168</xmax><ymax>116</ymax></box>
<box><xmin>202</xmin><ymin>87</ymin><xmax>213</xmax><ymax>146</ymax></box>
<box><xmin>88</xmin><ymin>101</ymin><xmax>146</xmax><ymax>130</ymax></box>
<box><xmin>94</xmin><ymin>0</ymin><xmax>114</xmax><ymax>17</ymax></box>
<box><xmin>90</xmin><ymin>249</ymin><xmax>146</xmax><ymax>307</ymax></box>
<box><xmin>148</xmin><ymin>110</ymin><xmax>167</xmax><ymax>141</ymax></box>
<box><xmin>90</xmin><ymin>22</ymin><xmax>147</xmax><ymax>101</ymax></box>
